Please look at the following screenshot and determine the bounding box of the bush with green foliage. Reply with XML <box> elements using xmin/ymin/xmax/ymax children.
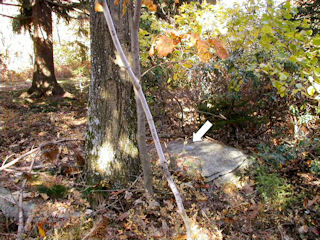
<box><xmin>140</xmin><ymin>0</ymin><xmax>319</xmax><ymax>140</ymax></box>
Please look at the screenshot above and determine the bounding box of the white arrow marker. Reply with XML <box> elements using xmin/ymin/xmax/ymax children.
<box><xmin>193</xmin><ymin>120</ymin><xmax>213</xmax><ymax>142</ymax></box>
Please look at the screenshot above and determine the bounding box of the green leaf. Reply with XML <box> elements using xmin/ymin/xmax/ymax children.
<box><xmin>279</xmin><ymin>72</ymin><xmax>287</xmax><ymax>81</ymax></box>
<box><xmin>284</xmin><ymin>13</ymin><xmax>291</xmax><ymax>20</ymax></box>
<box><xmin>289</xmin><ymin>44</ymin><xmax>297</xmax><ymax>52</ymax></box>
<box><xmin>307</xmin><ymin>86</ymin><xmax>315</xmax><ymax>96</ymax></box>
<box><xmin>261</xmin><ymin>25</ymin><xmax>273</xmax><ymax>34</ymax></box>
<box><xmin>313</xmin><ymin>37</ymin><xmax>320</xmax><ymax>46</ymax></box>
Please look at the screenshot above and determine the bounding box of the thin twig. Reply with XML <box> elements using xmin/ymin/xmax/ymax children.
<box><xmin>0</xmin><ymin>139</ymin><xmax>83</xmax><ymax>171</ymax></box>
<box><xmin>24</xmin><ymin>208</ymin><xmax>36</xmax><ymax>232</ymax></box>
<box><xmin>0</xmin><ymin>148</ymin><xmax>38</xmax><ymax>171</ymax></box>
<box><xmin>0</xmin><ymin>195</ymin><xmax>16</xmax><ymax>205</ymax></box>
<box><xmin>81</xmin><ymin>216</ymin><xmax>103</xmax><ymax>240</ymax></box>
<box><xmin>2</xmin><ymin>154</ymin><xmax>14</xmax><ymax>167</ymax></box>
<box><xmin>0</xmin><ymin>2</ymin><xmax>22</xmax><ymax>7</ymax></box>
<box><xmin>141</xmin><ymin>60</ymin><xmax>186</xmax><ymax>78</ymax></box>
<box><xmin>17</xmin><ymin>150</ymin><xmax>39</xmax><ymax>240</ymax></box>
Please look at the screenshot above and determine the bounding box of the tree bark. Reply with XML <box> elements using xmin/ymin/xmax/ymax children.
<box><xmin>27</xmin><ymin>0</ymin><xmax>64</xmax><ymax>97</ymax></box>
<box><xmin>85</xmin><ymin>0</ymin><xmax>139</xmax><ymax>185</ymax></box>
<box><xmin>130</xmin><ymin>0</ymin><xmax>154</xmax><ymax>194</ymax></box>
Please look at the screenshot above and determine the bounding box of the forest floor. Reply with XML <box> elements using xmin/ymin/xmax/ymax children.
<box><xmin>0</xmin><ymin>78</ymin><xmax>319</xmax><ymax>240</ymax></box>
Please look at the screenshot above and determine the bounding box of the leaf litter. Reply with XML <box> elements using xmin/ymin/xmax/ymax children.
<box><xmin>0</xmin><ymin>81</ymin><xmax>319</xmax><ymax>239</ymax></box>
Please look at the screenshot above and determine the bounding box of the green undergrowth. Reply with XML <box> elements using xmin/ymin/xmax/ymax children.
<box><xmin>37</xmin><ymin>184</ymin><xmax>68</xmax><ymax>199</ymax></box>
<box><xmin>255</xmin><ymin>166</ymin><xmax>296</xmax><ymax>210</ymax></box>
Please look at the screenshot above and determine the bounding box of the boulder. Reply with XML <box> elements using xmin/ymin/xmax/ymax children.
<box><xmin>166</xmin><ymin>139</ymin><xmax>250</xmax><ymax>183</ymax></box>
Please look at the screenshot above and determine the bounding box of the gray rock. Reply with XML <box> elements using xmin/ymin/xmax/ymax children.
<box><xmin>166</xmin><ymin>139</ymin><xmax>250</xmax><ymax>183</ymax></box>
<box><xmin>0</xmin><ymin>186</ymin><xmax>35</xmax><ymax>221</ymax></box>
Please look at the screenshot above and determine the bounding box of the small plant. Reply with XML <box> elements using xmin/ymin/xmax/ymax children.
<box><xmin>255</xmin><ymin>167</ymin><xmax>294</xmax><ymax>209</ymax></box>
<box><xmin>310</xmin><ymin>160</ymin><xmax>320</xmax><ymax>176</ymax></box>
<box><xmin>256</xmin><ymin>143</ymin><xmax>298</xmax><ymax>167</ymax></box>
<box><xmin>37</xmin><ymin>184</ymin><xmax>68</xmax><ymax>199</ymax></box>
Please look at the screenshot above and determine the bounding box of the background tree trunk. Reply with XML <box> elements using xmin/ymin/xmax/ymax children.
<box><xmin>130</xmin><ymin>1</ymin><xmax>154</xmax><ymax>194</ymax></box>
<box><xmin>27</xmin><ymin>0</ymin><xmax>64</xmax><ymax>97</ymax></box>
<box><xmin>85</xmin><ymin>0</ymin><xmax>139</xmax><ymax>185</ymax></box>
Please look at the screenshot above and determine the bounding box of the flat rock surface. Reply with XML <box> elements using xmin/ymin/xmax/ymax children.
<box><xmin>166</xmin><ymin>139</ymin><xmax>249</xmax><ymax>183</ymax></box>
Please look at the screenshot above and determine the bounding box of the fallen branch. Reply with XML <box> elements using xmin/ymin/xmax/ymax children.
<box><xmin>0</xmin><ymin>139</ymin><xmax>83</xmax><ymax>171</ymax></box>
<box><xmin>0</xmin><ymin>148</ymin><xmax>38</xmax><ymax>171</ymax></box>
<box><xmin>99</xmin><ymin>1</ymin><xmax>192</xmax><ymax>239</ymax></box>
<box><xmin>2</xmin><ymin>154</ymin><xmax>14</xmax><ymax>167</ymax></box>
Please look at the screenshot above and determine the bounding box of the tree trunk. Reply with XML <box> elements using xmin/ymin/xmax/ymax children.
<box><xmin>85</xmin><ymin>0</ymin><xmax>139</xmax><ymax>185</ymax></box>
<box><xmin>27</xmin><ymin>0</ymin><xmax>64</xmax><ymax>97</ymax></box>
<box><xmin>130</xmin><ymin>1</ymin><xmax>154</xmax><ymax>194</ymax></box>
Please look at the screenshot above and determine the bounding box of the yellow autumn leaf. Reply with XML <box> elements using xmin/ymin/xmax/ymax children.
<box><xmin>38</xmin><ymin>222</ymin><xmax>46</xmax><ymax>238</ymax></box>
<box><xmin>197</xmin><ymin>39</ymin><xmax>213</xmax><ymax>63</ymax></box>
<box><xmin>173</xmin><ymin>235</ymin><xmax>187</xmax><ymax>240</ymax></box>
<box><xmin>95</xmin><ymin>0</ymin><xmax>104</xmax><ymax>12</ymax></box>
<box><xmin>142</xmin><ymin>0</ymin><xmax>157</xmax><ymax>12</ymax></box>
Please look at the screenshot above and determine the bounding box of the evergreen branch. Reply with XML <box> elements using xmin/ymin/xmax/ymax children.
<box><xmin>0</xmin><ymin>2</ymin><xmax>22</xmax><ymax>7</ymax></box>
<box><xmin>0</xmin><ymin>13</ymin><xmax>31</xmax><ymax>20</ymax></box>
<box><xmin>0</xmin><ymin>13</ymin><xmax>15</xmax><ymax>19</ymax></box>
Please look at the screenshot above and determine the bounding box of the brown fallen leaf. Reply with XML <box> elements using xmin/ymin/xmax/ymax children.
<box><xmin>118</xmin><ymin>211</ymin><xmax>130</xmax><ymax>221</ymax></box>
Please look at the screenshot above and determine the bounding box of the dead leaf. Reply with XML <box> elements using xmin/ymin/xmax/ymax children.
<box><xmin>164</xmin><ymin>200</ymin><xmax>174</xmax><ymax>211</ymax></box>
<box><xmin>195</xmin><ymin>192</ymin><xmax>208</xmax><ymax>201</ymax></box>
<box><xmin>142</xmin><ymin>0</ymin><xmax>157</xmax><ymax>12</ymax></box>
<box><xmin>118</xmin><ymin>211</ymin><xmax>130</xmax><ymax>221</ymax></box>
<box><xmin>161</xmin><ymin>219</ymin><xmax>169</xmax><ymax>236</ymax></box>
<box><xmin>155</xmin><ymin>35</ymin><xmax>176</xmax><ymax>57</ymax></box>
<box><xmin>298</xmin><ymin>225</ymin><xmax>308</xmax><ymax>234</ymax></box>
<box><xmin>124</xmin><ymin>191</ymin><xmax>133</xmax><ymax>200</ymax></box>
<box><xmin>242</xmin><ymin>183</ymin><xmax>254</xmax><ymax>195</ymax></box>
<box><xmin>307</xmin><ymin>195</ymin><xmax>319</xmax><ymax>208</ymax></box>
<box><xmin>38</xmin><ymin>222</ymin><xmax>46</xmax><ymax>238</ymax></box>
<box><xmin>134</xmin><ymin>199</ymin><xmax>145</xmax><ymax>205</ymax></box>
<box><xmin>209</xmin><ymin>38</ymin><xmax>229</xmax><ymax>59</ymax></box>
<box><xmin>173</xmin><ymin>235</ymin><xmax>186</xmax><ymax>240</ymax></box>
<box><xmin>148</xmin><ymin>199</ymin><xmax>160</xmax><ymax>210</ymax></box>
<box><xmin>41</xmin><ymin>143</ymin><xmax>59</xmax><ymax>162</ymax></box>
<box><xmin>40</xmin><ymin>193</ymin><xmax>49</xmax><ymax>200</ymax></box>
<box><xmin>247</xmin><ymin>204</ymin><xmax>261</xmax><ymax>220</ymax></box>
<box><xmin>74</xmin><ymin>149</ymin><xmax>85</xmax><ymax>167</ymax></box>
<box><xmin>196</xmin><ymin>40</ymin><xmax>213</xmax><ymax>63</ymax></box>
<box><xmin>95</xmin><ymin>0</ymin><xmax>104</xmax><ymax>12</ymax></box>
